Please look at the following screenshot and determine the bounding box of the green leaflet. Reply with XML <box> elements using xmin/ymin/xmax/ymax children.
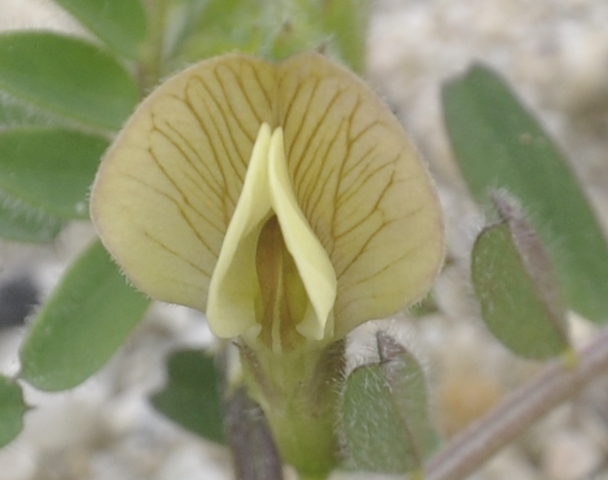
<box><xmin>472</xmin><ymin>195</ymin><xmax>570</xmax><ymax>359</ymax></box>
<box><xmin>0</xmin><ymin>193</ymin><xmax>63</xmax><ymax>243</ymax></box>
<box><xmin>52</xmin><ymin>0</ymin><xmax>147</xmax><ymax>59</ymax></box>
<box><xmin>0</xmin><ymin>32</ymin><xmax>139</xmax><ymax>130</ymax></box>
<box><xmin>20</xmin><ymin>241</ymin><xmax>151</xmax><ymax>391</ymax></box>
<box><xmin>169</xmin><ymin>0</ymin><xmax>369</xmax><ymax>73</ymax></box>
<box><xmin>0</xmin><ymin>375</ymin><xmax>27</xmax><ymax>448</ymax></box>
<box><xmin>443</xmin><ymin>64</ymin><xmax>608</xmax><ymax>323</ymax></box>
<box><xmin>0</xmin><ymin>127</ymin><xmax>108</xmax><ymax>220</ymax></box>
<box><xmin>341</xmin><ymin>332</ymin><xmax>436</xmax><ymax>474</ymax></box>
<box><xmin>294</xmin><ymin>0</ymin><xmax>370</xmax><ymax>73</ymax></box>
<box><xmin>151</xmin><ymin>349</ymin><xmax>225</xmax><ymax>444</ymax></box>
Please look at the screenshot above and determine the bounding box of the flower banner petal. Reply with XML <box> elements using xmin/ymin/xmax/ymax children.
<box><xmin>277</xmin><ymin>54</ymin><xmax>444</xmax><ymax>335</ymax></box>
<box><xmin>92</xmin><ymin>55</ymin><xmax>277</xmax><ymax>311</ymax></box>
<box><xmin>92</xmin><ymin>53</ymin><xmax>444</xmax><ymax>339</ymax></box>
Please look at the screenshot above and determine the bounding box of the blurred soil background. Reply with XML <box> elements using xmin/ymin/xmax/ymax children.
<box><xmin>0</xmin><ymin>0</ymin><xmax>608</xmax><ymax>479</ymax></box>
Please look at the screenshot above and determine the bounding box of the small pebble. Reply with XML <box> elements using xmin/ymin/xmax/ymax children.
<box><xmin>541</xmin><ymin>430</ymin><xmax>604</xmax><ymax>480</ymax></box>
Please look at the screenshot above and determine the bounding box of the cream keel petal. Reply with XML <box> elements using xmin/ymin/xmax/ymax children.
<box><xmin>207</xmin><ymin>124</ymin><xmax>273</xmax><ymax>338</ymax></box>
<box><xmin>267</xmin><ymin>128</ymin><xmax>337</xmax><ymax>341</ymax></box>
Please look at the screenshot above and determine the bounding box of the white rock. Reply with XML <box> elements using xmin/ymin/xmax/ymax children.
<box><xmin>0</xmin><ymin>441</ymin><xmax>37</xmax><ymax>480</ymax></box>
<box><xmin>542</xmin><ymin>429</ymin><xmax>603</xmax><ymax>480</ymax></box>
<box><xmin>0</xmin><ymin>0</ymin><xmax>87</xmax><ymax>35</ymax></box>
<box><xmin>21</xmin><ymin>380</ymin><xmax>110</xmax><ymax>451</ymax></box>
<box><xmin>156</xmin><ymin>444</ymin><xmax>229</xmax><ymax>480</ymax></box>
<box><xmin>481</xmin><ymin>446</ymin><xmax>539</xmax><ymax>480</ymax></box>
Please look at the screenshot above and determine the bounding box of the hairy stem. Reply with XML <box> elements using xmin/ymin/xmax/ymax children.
<box><xmin>425</xmin><ymin>326</ymin><xmax>608</xmax><ymax>480</ymax></box>
<box><xmin>137</xmin><ymin>0</ymin><xmax>169</xmax><ymax>93</ymax></box>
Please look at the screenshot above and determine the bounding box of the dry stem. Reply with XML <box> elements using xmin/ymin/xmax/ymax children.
<box><xmin>424</xmin><ymin>326</ymin><xmax>608</xmax><ymax>480</ymax></box>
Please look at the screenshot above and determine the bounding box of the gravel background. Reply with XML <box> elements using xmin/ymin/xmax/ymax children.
<box><xmin>1</xmin><ymin>1</ymin><xmax>608</xmax><ymax>479</ymax></box>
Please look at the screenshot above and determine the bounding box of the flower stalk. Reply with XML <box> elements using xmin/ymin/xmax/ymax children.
<box><xmin>240</xmin><ymin>340</ymin><xmax>346</xmax><ymax>477</ymax></box>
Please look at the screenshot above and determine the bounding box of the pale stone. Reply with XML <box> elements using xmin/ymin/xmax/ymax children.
<box><xmin>0</xmin><ymin>442</ymin><xmax>37</xmax><ymax>480</ymax></box>
<box><xmin>542</xmin><ymin>430</ymin><xmax>603</xmax><ymax>480</ymax></box>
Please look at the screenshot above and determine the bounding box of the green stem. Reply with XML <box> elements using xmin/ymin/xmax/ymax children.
<box><xmin>240</xmin><ymin>340</ymin><xmax>345</xmax><ymax>479</ymax></box>
<box><xmin>265</xmin><ymin>392</ymin><xmax>337</xmax><ymax>476</ymax></box>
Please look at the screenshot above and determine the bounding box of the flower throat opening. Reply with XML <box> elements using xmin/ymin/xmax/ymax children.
<box><xmin>256</xmin><ymin>215</ymin><xmax>307</xmax><ymax>352</ymax></box>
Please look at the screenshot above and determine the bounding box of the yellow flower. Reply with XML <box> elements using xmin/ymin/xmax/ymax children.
<box><xmin>90</xmin><ymin>53</ymin><xmax>444</xmax><ymax>354</ymax></box>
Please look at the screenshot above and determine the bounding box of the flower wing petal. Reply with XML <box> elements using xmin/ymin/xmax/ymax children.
<box><xmin>277</xmin><ymin>53</ymin><xmax>444</xmax><ymax>336</ymax></box>
<box><xmin>91</xmin><ymin>54</ymin><xmax>277</xmax><ymax>311</ymax></box>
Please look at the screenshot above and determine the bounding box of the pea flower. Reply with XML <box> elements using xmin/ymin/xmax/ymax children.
<box><xmin>90</xmin><ymin>53</ymin><xmax>444</xmax><ymax>352</ymax></box>
<box><xmin>91</xmin><ymin>52</ymin><xmax>444</xmax><ymax>476</ymax></box>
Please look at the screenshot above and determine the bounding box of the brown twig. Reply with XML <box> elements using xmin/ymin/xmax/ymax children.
<box><xmin>424</xmin><ymin>326</ymin><xmax>608</xmax><ymax>480</ymax></box>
